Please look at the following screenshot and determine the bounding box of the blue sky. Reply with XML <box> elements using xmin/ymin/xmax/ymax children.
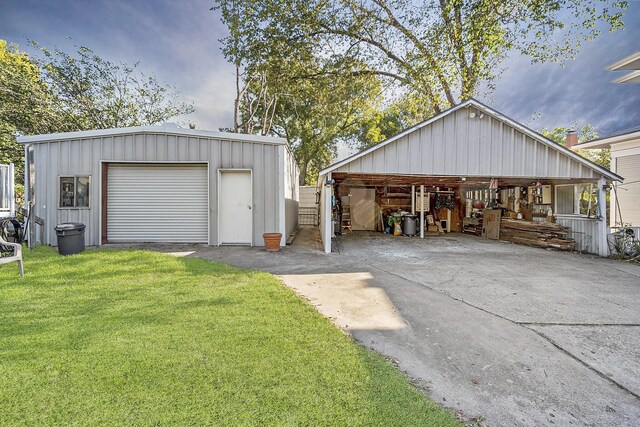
<box><xmin>2</xmin><ymin>0</ymin><xmax>639</xmax><ymax>153</ymax></box>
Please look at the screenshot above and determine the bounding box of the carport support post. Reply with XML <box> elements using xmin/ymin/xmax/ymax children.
<box><xmin>597</xmin><ymin>177</ymin><xmax>608</xmax><ymax>256</ymax></box>
<box><xmin>420</xmin><ymin>185</ymin><xmax>424</xmax><ymax>239</ymax></box>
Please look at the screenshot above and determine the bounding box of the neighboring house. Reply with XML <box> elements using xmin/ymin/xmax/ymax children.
<box><xmin>577</xmin><ymin>127</ymin><xmax>640</xmax><ymax>228</ymax></box>
<box><xmin>317</xmin><ymin>98</ymin><xmax>621</xmax><ymax>256</ymax></box>
<box><xmin>575</xmin><ymin>51</ymin><xmax>640</xmax><ymax>228</ymax></box>
<box><xmin>17</xmin><ymin>124</ymin><xmax>299</xmax><ymax>247</ymax></box>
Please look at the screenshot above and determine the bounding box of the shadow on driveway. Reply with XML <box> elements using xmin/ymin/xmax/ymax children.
<box><xmin>108</xmin><ymin>227</ymin><xmax>640</xmax><ymax>426</ymax></box>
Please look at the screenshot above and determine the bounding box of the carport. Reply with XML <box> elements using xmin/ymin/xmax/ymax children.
<box><xmin>318</xmin><ymin>99</ymin><xmax>622</xmax><ymax>255</ymax></box>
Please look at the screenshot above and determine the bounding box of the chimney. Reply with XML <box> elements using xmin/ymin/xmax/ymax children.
<box><xmin>566</xmin><ymin>130</ymin><xmax>578</xmax><ymax>148</ymax></box>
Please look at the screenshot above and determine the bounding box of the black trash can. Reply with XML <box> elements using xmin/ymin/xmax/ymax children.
<box><xmin>54</xmin><ymin>223</ymin><xmax>86</xmax><ymax>255</ymax></box>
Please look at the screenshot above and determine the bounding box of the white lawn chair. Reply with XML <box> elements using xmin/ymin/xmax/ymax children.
<box><xmin>0</xmin><ymin>234</ymin><xmax>24</xmax><ymax>278</ymax></box>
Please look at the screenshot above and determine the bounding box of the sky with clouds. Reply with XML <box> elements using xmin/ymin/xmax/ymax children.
<box><xmin>2</xmin><ymin>0</ymin><xmax>639</xmax><ymax>159</ymax></box>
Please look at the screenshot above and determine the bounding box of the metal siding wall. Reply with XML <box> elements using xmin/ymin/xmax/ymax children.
<box><xmin>252</xmin><ymin>143</ymin><xmax>264</xmax><ymax>243</ymax></box>
<box><xmin>432</xmin><ymin>120</ymin><xmax>445</xmax><ymax>174</ymax></box>
<box><xmin>263</xmin><ymin>145</ymin><xmax>277</xmax><ymax>243</ymax></box>
<box><xmin>283</xmin><ymin>148</ymin><xmax>299</xmax><ymax>239</ymax></box>
<box><xmin>32</xmin><ymin>132</ymin><xmax>282</xmax><ymax>246</ymax></box>
<box><xmin>555</xmin><ymin>217</ymin><xmax>600</xmax><ymax>254</ymax></box>
<box><xmin>334</xmin><ymin>110</ymin><xmax>600</xmax><ymax>180</ymax></box>
<box><xmin>396</xmin><ymin>136</ymin><xmax>409</xmax><ymax>173</ymax></box>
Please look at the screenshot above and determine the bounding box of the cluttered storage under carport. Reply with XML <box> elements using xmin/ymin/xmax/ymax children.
<box><xmin>333</xmin><ymin>182</ymin><xmax>462</xmax><ymax>237</ymax></box>
<box><xmin>333</xmin><ymin>179</ymin><xmax>590</xmax><ymax>253</ymax></box>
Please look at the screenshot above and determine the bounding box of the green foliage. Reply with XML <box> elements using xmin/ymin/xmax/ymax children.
<box><xmin>30</xmin><ymin>41</ymin><xmax>196</xmax><ymax>129</ymax></box>
<box><xmin>216</xmin><ymin>1</ymin><xmax>384</xmax><ymax>185</ymax></box>
<box><xmin>215</xmin><ymin>1</ymin><xmax>626</xmax><ymax>181</ymax></box>
<box><xmin>275</xmin><ymin>67</ymin><xmax>382</xmax><ymax>184</ymax></box>
<box><xmin>0</xmin><ymin>40</ymin><xmax>64</xmax><ymax>181</ymax></box>
<box><xmin>0</xmin><ymin>247</ymin><xmax>461</xmax><ymax>426</ymax></box>
<box><xmin>0</xmin><ymin>39</ymin><xmax>195</xmax><ymax>184</ymax></box>
<box><xmin>540</xmin><ymin>123</ymin><xmax>611</xmax><ymax>169</ymax></box>
<box><xmin>216</xmin><ymin>0</ymin><xmax>627</xmax><ymax>114</ymax></box>
<box><xmin>357</xmin><ymin>94</ymin><xmax>433</xmax><ymax>149</ymax></box>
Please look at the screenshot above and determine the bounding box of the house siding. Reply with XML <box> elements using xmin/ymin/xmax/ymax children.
<box><xmin>615</xmin><ymin>153</ymin><xmax>640</xmax><ymax>226</ymax></box>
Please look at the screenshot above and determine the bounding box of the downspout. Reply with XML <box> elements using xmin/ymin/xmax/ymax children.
<box><xmin>23</xmin><ymin>144</ymin><xmax>34</xmax><ymax>248</ymax></box>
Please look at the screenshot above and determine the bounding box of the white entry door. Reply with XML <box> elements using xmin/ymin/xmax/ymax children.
<box><xmin>219</xmin><ymin>170</ymin><xmax>253</xmax><ymax>245</ymax></box>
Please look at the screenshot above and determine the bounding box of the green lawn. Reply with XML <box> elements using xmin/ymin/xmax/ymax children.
<box><xmin>0</xmin><ymin>247</ymin><xmax>460</xmax><ymax>426</ymax></box>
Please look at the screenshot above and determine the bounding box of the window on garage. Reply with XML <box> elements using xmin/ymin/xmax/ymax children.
<box><xmin>59</xmin><ymin>176</ymin><xmax>90</xmax><ymax>208</ymax></box>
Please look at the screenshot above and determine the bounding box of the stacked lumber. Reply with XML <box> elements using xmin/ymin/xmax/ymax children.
<box><xmin>499</xmin><ymin>219</ymin><xmax>576</xmax><ymax>251</ymax></box>
<box><xmin>463</xmin><ymin>217</ymin><xmax>482</xmax><ymax>236</ymax></box>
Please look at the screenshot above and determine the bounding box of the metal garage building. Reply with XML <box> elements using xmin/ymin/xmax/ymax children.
<box><xmin>18</xmin><ymin>124</ymin><xmax>299</xmax><ymax>247</ymax></box>
<box><xmin>318</xmin><ymin>99</ymin><xmax>622</xmax><ymax>256</ymax></box>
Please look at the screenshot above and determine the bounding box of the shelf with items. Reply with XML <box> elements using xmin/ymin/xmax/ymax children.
<box><xmin>528</xmin><ymin>185</ymin><xmax>552</xmax><ymax>205</ymax></box>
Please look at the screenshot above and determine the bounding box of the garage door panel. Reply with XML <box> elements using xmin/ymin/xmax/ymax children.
<box><xmin>107</xmin><ymin>164</ymin><xmax>208</xmax><ymax>243</ymax></box>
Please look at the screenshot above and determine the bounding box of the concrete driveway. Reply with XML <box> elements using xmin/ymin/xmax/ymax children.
<box><xmin>126</xmin><ymin>228</ymin><xmax>640</xmax><ymax>426</ymax></box>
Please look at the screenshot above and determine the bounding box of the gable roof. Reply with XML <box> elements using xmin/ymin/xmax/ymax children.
<box><xmin>319</xmin><ymin>98</ymin><xmax>621</xmax><ymax>182</ymax></box>
<box><xmin>577</xmin><ymin>126</ymin><xmax>640</xmax><ymax>149</ymax></box>
<box><xmin>16</xmin><ymin>124</ymin><xmax>287</xmax><ymax>146</ymax></box>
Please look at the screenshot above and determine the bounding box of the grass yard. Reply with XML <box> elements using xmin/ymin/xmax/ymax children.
<box><xmin>0</xmin><ymin>247</ymin><xmax>460</xmax><ymax>426</ymax></box>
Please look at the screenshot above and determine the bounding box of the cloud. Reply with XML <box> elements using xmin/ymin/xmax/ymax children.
<box><xmin>483</xmin><ymin>3</ymin><xmax>640</xmax><ymax>136</ymax></box>
<box><xmin>0</xmin><ymin>0</ymin><xmax>236</xmax><ymax>130</ymax></box>
<box><xmin>2</xmin><ymin>0</ymin><xmax>639</xmax><ymax>139</ymax></box>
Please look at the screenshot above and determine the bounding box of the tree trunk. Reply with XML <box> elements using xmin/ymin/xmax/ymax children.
<box><xmin>299</xmin><ymin>160</ymin><xmax>309</xmax><ymax>186</ymax></box>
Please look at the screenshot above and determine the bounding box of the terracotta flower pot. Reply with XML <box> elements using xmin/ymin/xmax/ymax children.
<box><xmin>263</xmin><ymin>233</ymin><xmax>282</xmax><ymax>252</ymax></box>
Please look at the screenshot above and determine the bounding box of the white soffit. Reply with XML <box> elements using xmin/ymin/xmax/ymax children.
<box><xmin>613</xmin><ymin>70</ymin><xmax>640</xmax><ymax>84</ymax></box>
<box><xmin>606</xmin><ymin>51</ymin><xmax>640</xmax><ymax>71</ymax></box>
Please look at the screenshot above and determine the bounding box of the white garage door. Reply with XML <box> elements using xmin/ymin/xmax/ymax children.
<box><xmin>107</xmin><ymin>164</ymin><xmax>208</xmax><ymax>243</ymax></box>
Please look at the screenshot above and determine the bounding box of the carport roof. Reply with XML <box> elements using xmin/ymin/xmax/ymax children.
<box><xmin>319</xmin><ymin>98</ymin><xmax>622</xmax><ymax>183</ymax></box>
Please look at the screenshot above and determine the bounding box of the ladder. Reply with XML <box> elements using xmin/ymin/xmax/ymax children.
<box><xmin>341</xmin><ymin>205</ymin><xmax>352</xmax><ymax>233</ymax></box>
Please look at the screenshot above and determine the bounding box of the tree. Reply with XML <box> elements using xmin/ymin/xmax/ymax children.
<box><xmin>541</xmin><ymin>123</ymin><xmax>611</xmax><ymax>169</ymax></box>
<box><xmin>0</xmin><ymin>39</ymin><xmax>196</xmax><ymax>184</ymax></box>
<box><xmin>216</xmin><ymin>0</ymin><xmax>627</xmax><ymax>115</ymax></box>
<box><xmin>216</xmin><ymin>1</ymin><xmax>383</xmax><ymax>185</ymax></box>
<box><xmin>356</xmin><ymin>94</ymin><xmax>434</xmax><ymax>149</ymax></box>
<box><xmin>0</xmin><ymin>40</ymin><xmax>65</xmax><ymax>183</ymax></box>
<box><xmin>31</xmin><ymin>41</ymin><xmax>195</xmax><ymax>129</ymax></box>
<box><xmin>275</xmin><ymin>69</ymin><xmax>381</xmax><ymax>184</ymax></box>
